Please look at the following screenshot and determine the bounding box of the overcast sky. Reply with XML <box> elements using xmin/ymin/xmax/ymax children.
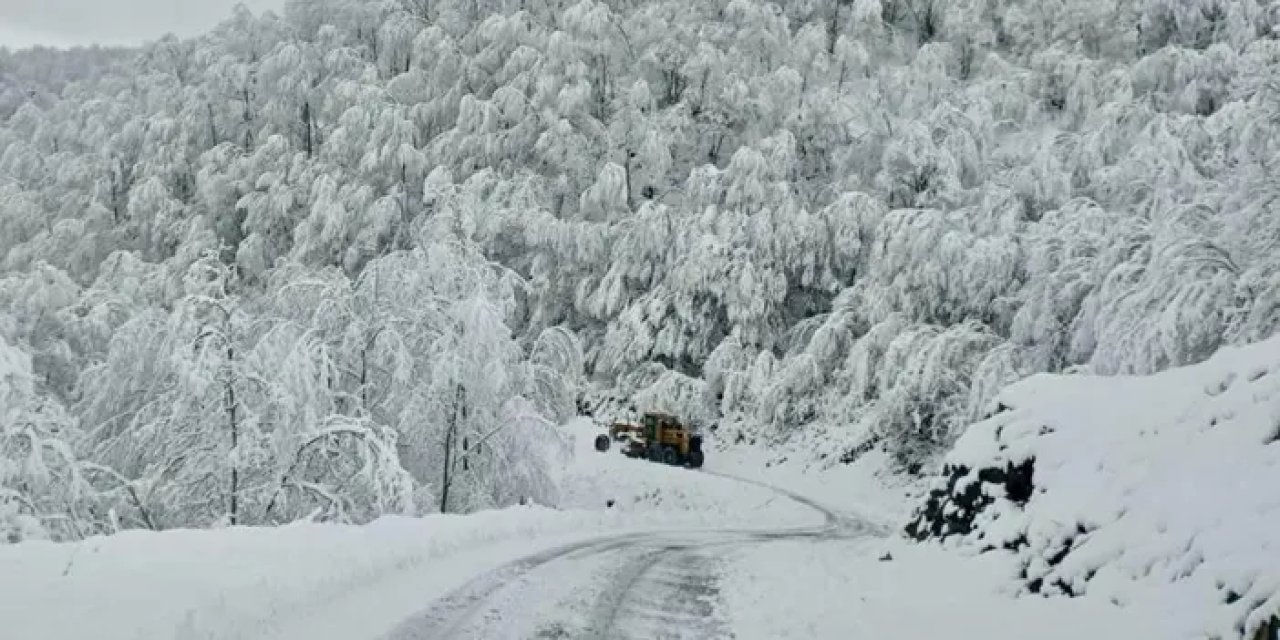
<box><xmin>1</xmin><ymin>0</ymin><xmax>286</xmax><ymax>49</ymax></box>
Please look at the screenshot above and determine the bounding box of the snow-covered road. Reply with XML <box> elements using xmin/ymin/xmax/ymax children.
<box><xmin>1</xmin><ymin>420</ymin><xmax>1169</xmax><ymax>640</ymax></box>
<box><xmin>370</xmin><ymin>428</ymin><xmax>1167</xmax><ymax>640</ymax></box>
<box><xmin>383</xmin><ymin>472</ymin><xmax>866</xmax><ymax>640</ymax></box>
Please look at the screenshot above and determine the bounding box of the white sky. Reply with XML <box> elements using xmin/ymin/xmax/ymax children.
<box><xmin>0</xmin><ymin>0</ymin><xmax>286</xmax><ymax>49</ymax></box>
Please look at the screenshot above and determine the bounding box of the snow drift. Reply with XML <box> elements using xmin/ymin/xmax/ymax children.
<box><xmin>907</xmin><ymin>334</ymin><xmax>1280</xmax><ymax>639</ymax></box>
<box><xmin>0</xmin><ymin>507</ymin><xmax>623</xmax><ymax>640</ymax></box>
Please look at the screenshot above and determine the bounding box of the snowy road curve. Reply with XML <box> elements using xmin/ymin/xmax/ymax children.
<box><xmin>382</xmin><ymin>474</ymin><xmax>874</xmax><ymax>640</ymax></box>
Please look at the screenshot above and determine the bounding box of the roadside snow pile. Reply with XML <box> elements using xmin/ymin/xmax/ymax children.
<box><xmin>721</xmin><ymin>537</ymin><xmax>1169</xmax><ymax>640</ymax></box>
<box><xmin>906</xmin><ymin>335</ymin><xmax>1280</xmax><ymax>639</ymax></box>
<box><xmin>0</xmin><ymin>506</ymin><xmax>632</xmax><ymax>640</ymax></box>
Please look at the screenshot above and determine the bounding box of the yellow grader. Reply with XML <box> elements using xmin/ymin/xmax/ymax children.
<box><xmin>594</xmin><ymin>411</ymin><xmax>705</xmax><ymax>468</ymax></box>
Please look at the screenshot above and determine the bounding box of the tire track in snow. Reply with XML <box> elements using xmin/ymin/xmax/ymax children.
<box><xmin>580</xmin><ymin>544</ymin><xmax>683</xmax><ymax>639</ymax></box>
<box><xmin>380</xmin><ymin>534</ymin><xmax>640</xmax><ymax>640</ymax></box>
<box><xmin>381</xmin><ymin>474</ymin><xmax>867</xmax><ymax>640</ymax></box>
<box><xmin>581</xmin><ymin>547</ymin><xmax>726</xmax><ymax>640</ymax></box>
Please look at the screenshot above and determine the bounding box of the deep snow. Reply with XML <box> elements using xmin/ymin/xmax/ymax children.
<box><xmin>914</xmin><ymin>333</ymin><xmax>1280</xmax><ymax>639</ymax></box>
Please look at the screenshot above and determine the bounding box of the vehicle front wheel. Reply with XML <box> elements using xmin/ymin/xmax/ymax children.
<box><xmin>662</xmin><ymin>447</ymin><xmax>680</xmax><ymax>466</ymax></box>
<box><xmin>687</xmin><ymin>450</ymin><xmax>705</xmax><ymax>469</ymax></box>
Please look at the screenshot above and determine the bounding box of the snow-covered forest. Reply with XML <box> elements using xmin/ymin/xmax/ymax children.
<box><xmin>2</xmin><ymin>0</ymin><xmax>1279</xmax><ymax>541</ymax></box>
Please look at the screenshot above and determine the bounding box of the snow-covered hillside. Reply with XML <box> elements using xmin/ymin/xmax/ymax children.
<box><xmin>908</xmin><ymin>334</ymin><xmax>1280</xmax><ymax>639</ymax></box>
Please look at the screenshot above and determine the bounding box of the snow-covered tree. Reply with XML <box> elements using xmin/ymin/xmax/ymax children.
<box><xmin>0</xmin><ymin>335</ymin><xmax>98</xmax><ymax>542</ymax></box>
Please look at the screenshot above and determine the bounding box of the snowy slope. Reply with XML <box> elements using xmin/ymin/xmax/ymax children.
<box><xmin>909</xmin><ymin>334</ymin><xmax>1280</xmax><ymax>639</ymax></box>
<box><xmin>708</xmin><ymin>434</ymin><xmax>921</xmax><ymax>529</ymax></box>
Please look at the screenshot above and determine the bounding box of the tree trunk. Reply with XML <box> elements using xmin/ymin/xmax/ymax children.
<box><xmin>439</xmin><ymin>384</ymin><xmax>465</xmax><ymax>513</ymax></box>
<box><xmin>241</xmin><ymin>88</ymin><xmax>254</xmax><ymax>148</ymax></box>
<box><xmin>828</xmin><ymin>0</ymin><xmax>840</xmax><ymax>54</ymax></box>
<box><xmin>110</xmin><ymin>164</ymin><xmax>122</xmax><ymax>225</ymax></box>
<box><xmin>624</xmin><ymin>150</ymin><xmax>634</xmax><ymax>209</ymax></box>
<box><xmin>359</xmin><ymin>345</ymin><xmax>369</xmax><ymax>410</ymax></box>
<box><xmin>226</xmin><ymin>344</ymin><xmax>240</xmax><ymax>526</ymax></box>
<box><xmin>207</xmin><ymin>103</ymin><xmax>219</xmax><ymax>146</ymax></box>
<box><xmin>302</xmin><ymin>101</ymin><xmax>313</xmax><ymax>158</ymax></box>
<box><xmin>595</xmin><ymin>54</ymin><xmax>610</xmax><ymax>121</ymax></box>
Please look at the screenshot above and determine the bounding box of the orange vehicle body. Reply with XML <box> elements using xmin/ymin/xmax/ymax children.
<box><xmin>594</xmin><ymin>412</ymin><xmax>704</xmax><ymax>468</ymax></box>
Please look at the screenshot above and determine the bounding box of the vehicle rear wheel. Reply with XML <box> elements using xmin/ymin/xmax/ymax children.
<box><xmin>687</xmin><ymin>450</ymin><xmax>705</xmax><ymax>469</ymax></box>
<box><xmin>594</xmin><ymin>434</ymin><xmax>610</xmax><ymax>452</ymax></box>
<box><xmin>662</xmin><ymin>447</ymin><xmax>680</xmax><ymax>466</ymax></box>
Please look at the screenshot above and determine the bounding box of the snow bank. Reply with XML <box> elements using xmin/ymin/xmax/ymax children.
<box><xmin>908</xmin><ymin>335</ymin><xmax>1280</xmax><ymax>639</ymax></box>
<box><xmin>0</xmin><ymin>507</ymin><xmax>624</xmax><ymax>640</ymax></box>
<box><xmin>721</xmin><ymin>537</ymin><xmax>1170</xmax><ymax>640</ymax></box>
